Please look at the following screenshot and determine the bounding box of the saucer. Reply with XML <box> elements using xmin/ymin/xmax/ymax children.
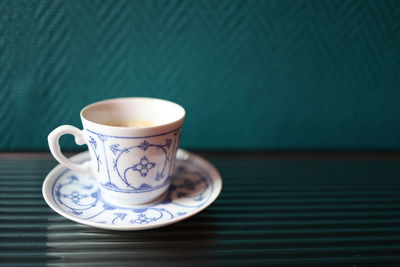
<box><xmin>42</xmin><ymin>149</ymin><xmax>222</xmax><ymax>231</ymax></box>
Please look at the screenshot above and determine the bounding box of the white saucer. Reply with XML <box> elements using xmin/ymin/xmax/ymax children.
<box><xmin>43</xmin><ymin>149</ymin><xmax>222</xmax><ymax>231</ymax></box>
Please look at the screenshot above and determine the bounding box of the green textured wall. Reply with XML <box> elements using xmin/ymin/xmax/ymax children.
<box><xmin>1</xmin><ymin>0</ymin><xmax>400</xmax><ymax>150</ymax></box>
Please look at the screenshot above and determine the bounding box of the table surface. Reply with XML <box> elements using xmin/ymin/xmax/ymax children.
<box><xmin>1</xmin><ymin>151</ymin><xmax>400</xmax><ymax>266</ymax></box>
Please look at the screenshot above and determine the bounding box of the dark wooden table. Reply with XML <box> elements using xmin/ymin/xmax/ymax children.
<box><xmin>1</xmin><ymin>151</ymin><xmax>400</xmax><ymax>266</ymax></box>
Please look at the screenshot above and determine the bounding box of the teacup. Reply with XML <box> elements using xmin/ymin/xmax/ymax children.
<box><xmin>48</xmin><ymin>97</ymin><xmax>185</xmax><ymax>205</ymax></box>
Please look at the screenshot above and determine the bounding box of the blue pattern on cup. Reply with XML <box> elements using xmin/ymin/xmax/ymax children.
<box><xmin>86</xmin><ymin>127</ymin><xmax>181</xmax><ymax>195</ymax></box>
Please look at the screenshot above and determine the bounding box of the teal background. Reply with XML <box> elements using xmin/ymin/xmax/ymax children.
<box><xmin>1</xmin><ymin>0</ymin><xmax>400</xmax><ymax>150</ymax></box>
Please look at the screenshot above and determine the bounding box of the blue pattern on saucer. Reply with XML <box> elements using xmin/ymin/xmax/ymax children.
<box><xmin>50</xmin><ymin>156</ymin><xmax>214</xmax><ymax>226</ymax></box>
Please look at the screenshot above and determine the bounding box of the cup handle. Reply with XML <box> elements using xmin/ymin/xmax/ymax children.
<box><xmin>48</xmin><ymin>125</ymin><xmax>92</xmax><ymax>174</ymax></box>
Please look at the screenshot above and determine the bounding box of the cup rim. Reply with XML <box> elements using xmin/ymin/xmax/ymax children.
<box><xmin>80</xmin><ymin>97</ymin><xmax>186</xmax><ymax>131</ymax></box>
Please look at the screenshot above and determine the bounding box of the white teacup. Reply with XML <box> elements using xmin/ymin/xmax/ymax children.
<box><xmin>48</xmin><ymin>97</ymin><xmax>185</xmax><ymax>205</ymax></box>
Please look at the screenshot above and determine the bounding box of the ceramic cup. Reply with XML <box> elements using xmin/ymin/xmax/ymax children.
<box><xmin>48</xmin><ymin>97</ymin><xmax>185</xmax><ymax>205</ymax></box>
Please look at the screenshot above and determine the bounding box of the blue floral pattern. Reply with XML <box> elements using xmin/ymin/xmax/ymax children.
<box><xmin>88</xmin><ymin>136</ymin><xmax>101</xmax><ymax>173</ymax></box>
<box><xmin>51</xmin><ymin>155</ymin><xmax>214</xmax><ymax>226</ymax></box>
<box><xmin>138</xmin><ymin>140</ymin><xmax>150</xmax><ymax>151</ymax></box>
<box><xmin>85</xmin><ymin>128</ymin><xmax>181</xmax><ymax>195</ymax></box>
<box><xmin>63</xmin><ymin>191</ymin><xmax>87</xmax><ymax>204</ymax></box>
<box><xmin>129</xmin><ymin>156</ymin><xmax>156</xmax><ymax>177</ymax></box>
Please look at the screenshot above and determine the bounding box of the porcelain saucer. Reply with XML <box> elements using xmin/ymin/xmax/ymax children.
<box><xmin>42</xmin><ymin>149</ymin><xmax>222</xmax><ymax>231</ymax></box>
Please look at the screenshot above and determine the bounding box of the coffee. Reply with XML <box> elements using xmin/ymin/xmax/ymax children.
<box><xmin>105</xmin><ymin>120</ymin><xmax>156</xmax><ymax>128</ymax></box>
